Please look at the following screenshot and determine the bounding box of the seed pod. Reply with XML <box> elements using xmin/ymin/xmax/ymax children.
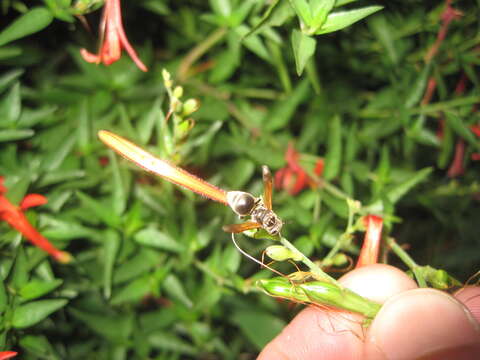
<box><xmin>265</xmin><ymin>245</ymin><xmax>302</xmax><ymax>262</ymax></box>
<box><xmin>257</xmin><ymin>277</ymin><xmax>381</xmax><ymax>320</ymax></box>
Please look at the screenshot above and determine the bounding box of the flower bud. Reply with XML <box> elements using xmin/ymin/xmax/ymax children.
<box><xmin>173</xmin><ymin>86</ymin><xmax>183</xmax><ymax>99</ymax></box>
<box><xmin>265</xmin><ymin>245</ymin><xmax>302</xmax><ymax>262</ymax></box>
<box><xmin>182</xmin><ymin>98</ymin><xmax>200</xmax><ymax>116</ymax></box>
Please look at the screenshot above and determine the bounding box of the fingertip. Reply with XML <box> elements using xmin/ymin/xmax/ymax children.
<box><xmin>365</xmin><ymin>289</ymin><xmax>480</xmax><ymax>360</ymax></box>
<box><xmin>455</xmin><ymin>286</ymin><xmax>480</xmax><ymax>323</ymax></box>
<box><xmin>258</xmin><ymin>306</ymin><xmax>364</xmax><ymax>360</ymax></box>
<box><xmin>339</xmin><ymin>264</ymin><xmax>418</xmax><ymax>303</ymax></box>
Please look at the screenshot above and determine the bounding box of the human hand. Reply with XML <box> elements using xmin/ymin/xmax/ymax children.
<box><xmin>258</xmin><ymin>264</ymin><xmax>480</xmax><ymax>360</ymax></box>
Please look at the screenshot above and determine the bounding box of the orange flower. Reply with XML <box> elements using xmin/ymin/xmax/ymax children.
<box><xmin>356</xmin><ymin>215</ymin><xmax>383</xmax><ymax>268</ymax></box>
<box><xmin>80</xmin><ymin>0</ymin><xmax>148</xmax><ymax>72</ymax></box>
<box><xmin>0</xmin><ymin>177</ymin><xmax>71</xmax><ymax>263</ymax></box>
<box><xmin>274</xmin><ymin>144</ymin><xmax>324</xmax><ymax>195</ymax></box>
<box><xmin>0</xmin><ymin>352</ymin><xmax>17</xmax><ymax>360</ymax></box>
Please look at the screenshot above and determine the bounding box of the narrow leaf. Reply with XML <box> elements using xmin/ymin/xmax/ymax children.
<box><xmin>323</xmin><ymin>115</ymin><xmax>342</xmax><ymax>180</ymax></box>
<box><xmin>315</xmin><ymin>6</ymin><xmax>383</xmax><ymax>35</ymax></box>
<box><xmin>291</xmin><ymin>29</ymin><xmax>316</xmax><ymax>75</ymax></box>
<box><xmin>12</xmin><ymin>299</ymin><xmax>68</xmax><ymax>328</ymax></box>
<box><xmin>134</xmin><ymin>227</ymin><xmax>185</xmax><ymax>253</ymax></box>
<box><xmin>103</xmin><ymin>230</ymin><xmax>121</xmax><ymax>299</ymax></box>
<box><xmin>19</xmin><ymin>279</ymin><xmax>63</xmax><ymax>301</ymax></box>
<box><xmin>445</xmin><ymin>112</ymin><xmax>480</xmax><ymax>151</ymax></box>
<box><xmin>0</xmin><ymin>7</ymin><xmax>53</xmax><ymax>47</ymax></box>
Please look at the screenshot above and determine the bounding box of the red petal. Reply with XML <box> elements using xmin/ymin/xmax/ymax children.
<box><xmin>0</xmin><ymin>351</ymin><xmax>18</xmax><ymax>360</ymax></box>
<box><xmin>470</xmin><ymin>125</ymin><xmax>480</xmax><ymax>138</ymax></box>
<box><xmin>314</xmin><ymin>159</ymin><xmax>324</xmax><ymax>176</ymax></box>
<box><xmin>356</xmin><ymin>215</ymin><xmax>383</xmax><ymax>268</ymax></box>
<box><xmin>80</xmin><ymin>48</ymin><xmax>101</xmax><ymax>64</ymax></box>
<box><xmin>285</xmin><ymin>144</ymin><xmax>301</xmax><ymax>171</ymax></box>
<box><xmin>290</xmin><ymin>169</ymin><xmax>308</xmax><ymax>195</ymax></box>
<box><xmin>471</xmin><ymin>153</ymin><xmax>480</xmax><ymax>161</ymax></box>
<box><xmin>20</xmin><ymin>194</ymin><xmax>48</xmax><ymax>210</ymax></box>
<box><xmin>274</xmin><ymin>168</ymin><xmax>286</xmax><ymax>190</ymax></box>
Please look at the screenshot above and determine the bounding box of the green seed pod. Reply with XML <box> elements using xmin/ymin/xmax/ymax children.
<box><xmin>257</xmin><ymin>277</ymin><xmax>381</xmax><ymax>320</ymax></box>
<box><xmin>265</xmin><ymin>245</ymin><xmax>302</xmax><ymax>262</ymax></box>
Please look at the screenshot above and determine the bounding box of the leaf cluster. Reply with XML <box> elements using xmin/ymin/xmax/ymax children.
<box><xmin>0</xmin><ymin>0</ymin><xmax>479</xmax><ymax>358</ymax></box>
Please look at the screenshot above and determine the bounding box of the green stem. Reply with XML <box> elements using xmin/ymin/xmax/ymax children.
<box><xmin>385</xmin><ymin>237</ymin><xmax>427</xmax><ymax>287</ymax></box>
<box><xmin>177</xmin><ymin>27</ymin><xmax>227</xmax><ymax>82</ymax></box>
<box><xmin>279</xmin><ymin>235</ymin><xmax>339</xmax><ymax>286</ymax></box>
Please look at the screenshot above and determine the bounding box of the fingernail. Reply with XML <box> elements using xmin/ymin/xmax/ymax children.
<box><xmin>366</xmin><ymin>289</ymin><xmax>480</xmax><ymax>360</ymax></box>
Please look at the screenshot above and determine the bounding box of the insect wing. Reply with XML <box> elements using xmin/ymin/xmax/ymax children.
<box><xmin>262</xmin><ymin>165</ymin><xmax>273</xmax><ymax>210</ymax></box>
<box><xmin>222</xmin><ymin>221</ymin><xmax>261</xmax><ymax>233</ymax></box>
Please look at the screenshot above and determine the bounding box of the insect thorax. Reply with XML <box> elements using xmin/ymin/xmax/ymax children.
<box><xmin>250</xmin><ymin>204</ymin><xmax>282</xmax><ymax>235</ymax></box>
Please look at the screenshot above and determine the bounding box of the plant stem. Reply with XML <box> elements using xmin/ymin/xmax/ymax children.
<box><xmin>279</xmin><ymin>235</ymin><xmax>340</xmax><ymax>285</ymax></box>
<box><xmin>178</xmin><ymin>27</ymin><xmax>227</xmax><ymax>82</ymax></box>
<box><xmin>385</xmin><ymin>237</ymin><xmax>427</xmax><ymax>287</ymax></box>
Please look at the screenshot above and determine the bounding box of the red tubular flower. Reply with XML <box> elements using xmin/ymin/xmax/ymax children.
<box><xmin>0</xmin><ymin>352</ymin><xmax>17</xmax><ymax>360</ymax></box>
<box><xmin>356</xmin><ymin>215</ymin><xmax>383</xmax><ymax>268</ymax></box>
<box><xmin>274</xmin><ymin>144</ymin><xmax>324</xmax><ymax>195</ymax></box>
<box><xmin>447</xmin><ymin>140</ymin><xmax>465</xmax><ymax>177</ymax></box>
<box><xmin>80</xmin><ymin>0</ymin><xmax>148</xmax><ymax>72</ymax></box>
<box><xmin>0</xmin><ymin>177</ymin><xmax>71</xmax><ymax>263</ymax></box>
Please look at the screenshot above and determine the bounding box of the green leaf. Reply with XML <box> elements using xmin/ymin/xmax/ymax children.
<box><xmin>0</xmin><ymin>7</ymin><xmax>54</xmax><ymax>47</ymax></box>
<box><xmin>19</xmin><ymin>279</ymin><xmax>63</xmax><ymax>301</ymax></box>
<box><xmin>0</xmin><ymin>69</ymin><xmax>24</xmax><ymax>93</ymax></box>
<box><xmin>288</xmin><ymin>0</ymin><xmax>312</xmax><ymax>26</ymax></box>
<box><xmin>323</xmin><ymin>115</ymin><xmax>342</xmax><ymax>180</ymax></box>
<box><xmin>315</xmin><ymin>6</ymin><xmax>383</xmax><ymax>35</ymax></box>
<box><xmin>111</xmin><ymin>275</ymin><xmax>151</xmax><ymax>305</ymax></box>
<box><xmin>69</xmin><ymin>308</ymin><xmax>134</xmax><ymax>343</ymax></box>
<box><xmin>40</xmin><ymin>133</ymin><xmax>77</xmax><ymax>172</ymax></box>
<box><xmin>242</xmin><ymin>0</ymin><xmax>281</xmax><ymax>38</ymax></box>
<box><xmin>367</xmin><ymin>167</ymin><xmax>433</xmax><ymax>211</ymax></box>
<box><xmin>291</xmin><ymin>29</ymin><xmax>316</xmax><ymax>75</ymax></box>
<box><xmin>235</xmin><ymin>25</ymin><xmax>271</xmax><ymax>62</ymax></box>
<box><xmin>0</xmin><ymin>129</ymin><xmax>34</xmax><ymax>142</ymax></box>
<box><xmin>19</xmin><ymin>335</ymin><xmax>58</xmax><ymax>358</ymax></box>
<box><xmin>405</xmin><ymin>64</ymin><xmax>432</xmax><ymax>108</ymax></box>
<box><xmin>0</xmin><ymin>82</ymin><xmax>21</xmax><ymax>124</ymax></box>
<box><xmin>265</xmin><ymin>79</ymin><xmax>310</xmax><ymax>131</ymax></box>
<box><xmin>108</xmin><ymin>150</ymin><xmax>128</xmax><ymax>217</ymax></box>
<box><xmin>12</xmin><ymin>299</ymin><xmax>68</xmax><ymax>328</ymax></box>
<box><xmin>103</xmin><ymin>230</ymin><xmax>121</xmax><ymax>299</ymax></box>
<box><xmin>163</xmin><ymin>274</ymin><xmax>193</xmax><ymax>308</ymax></box>
<box><xmin>76</xmin><ymin>191</ymin><xmax>122</xmax><ymax>228</ymax></box>
<box><xmin>148</xmin><ymin>331</ymin><xmax>198</xmax><ymax>356</ymax></box>
<box><xmin>134</xmin><ymin>227</ymin><xmax>185</xmax><ymax>253</ymax></box>
<box><xmin>308</xmin><ymin>0</ymin><xmax>336</xmax><ymax>33</ymax></box>
<box><xmin>445</xmin><ymin>112</ymin><xmax>480</xmax><ymax>151</ymax></box>
<box><xmin>0</xmin><ymin>281</ymin><xmax>7</xmax><ymax>314</ymax></box>
<box><xmin>210</xmin><ymin>0</ymin><xmax>232</xmax><ymax>17</ymax></box>
<box><xmin>385</xmin><ymin>168</ymin><xmax>432</xmax><ymax>204</ymax></box>
<box><xmin>230</xmin><ymin>309</ymin><xmax>285</xmax><ymax>350</ymax></box>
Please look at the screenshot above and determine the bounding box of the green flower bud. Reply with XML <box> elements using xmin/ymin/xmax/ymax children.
<box><xmin>162</xmin><ymin>69</ymin><xmax>173</xmax><ymax>88</ymax></box>
<box><xmin>173</xmin><ymin>86</ymin><xmax>183</xmax><ymax>99</ymax></box>
<box><xmin>182</xmin><ymin>98</ymin><xmax>200</xmax><ymax>116</ymax></box>
<box><xmin>265</xmin><ymin>245</ymin><xmax>302</xmax><ymax>262</ymax></box>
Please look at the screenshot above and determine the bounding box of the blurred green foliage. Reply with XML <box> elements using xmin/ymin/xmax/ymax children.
<box><xmin>0</xmin><ymin>0</ymin><xmax>479</xmax><ymax>358</ymax></box>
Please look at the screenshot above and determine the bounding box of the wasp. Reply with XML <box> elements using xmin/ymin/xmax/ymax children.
<box><xmin>98</xmin><ymin>130</ymin><xmax>283</xmax><ymax>235</ymax></box>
